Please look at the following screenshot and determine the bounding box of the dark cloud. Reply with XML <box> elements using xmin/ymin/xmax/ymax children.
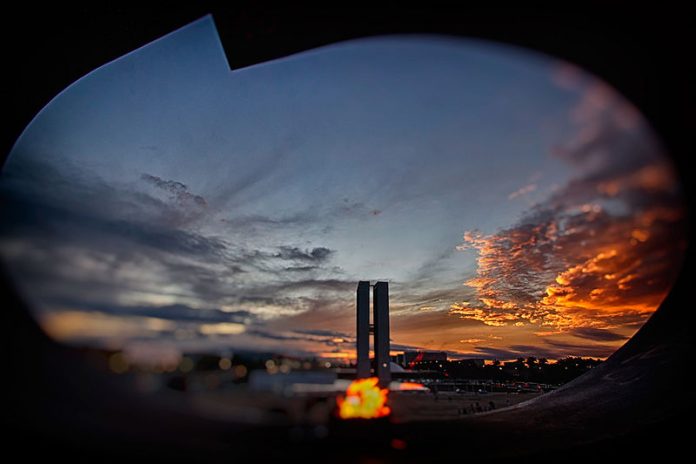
<box><xmin>2</xmin><ymin>193</ymin><xmax>228</xmax><ymax>259</ymax></box>
<box><xmin>0</xmin><ymin>156</ymin><xmax>209</xmax><ymax>229</ymax></box>
<box><xmin>284</xmin><ymin>265</ymin><xmax>319</xmax><ymax>272</ymax></box>
<box><xmin>0</xmin><ymin>158</ymin><xmax>224</xmax><ymax>258</ymax></box>
<box><xmin>570</xmin><ymin>327</ymin><xmax>628</xmax><ymax>342</ymax></box>
<box><xmin>141</xmin><ymin>173</ymin><xmax>207</xmax><ymax>207</ymax></box>
<box><xmin>274</xmin><ymin>246</ymin><xmax>333</xmax><ymax>262</ymax></box>
<box><xmin>244</xmin><ymin>329</ymin><xmax>309</xmax><ymax>342</ymax></box>
<box><xmin>245</xmin><ymin>328</ymin><xmax>353</xmax><ymax>348</ymax></box>
<box><xmin>109</xmin><ymin>220</ymin><xmax>229</xmax><ymax>257</ymax></box>
<box><xmin>294</xmin><ymin>328</ymin><xmax>352</xmax><ymax>339</ymax></box>
<box><xmin>50</xmin><ymin>301</ymin><xmax>253</xmax><ymax>324</ymax></box>
<box><xmin>224</xmin><ymin>246</ymin><xmax>335</xmax><ymax>275</ymax></box>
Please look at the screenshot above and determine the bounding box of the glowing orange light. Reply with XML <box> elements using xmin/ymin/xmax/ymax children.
<box><xmin>394</xmin><ymin>382</ymin><xmax>428</xmax><ymax>391</ymax></box>
<box><xmin>337</xmin><ymin>377</ymin><xmax>391</xmax><ymax>419</ymax></box>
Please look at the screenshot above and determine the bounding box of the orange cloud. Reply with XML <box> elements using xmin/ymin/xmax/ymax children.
<box><xmin>452</xmin><ymin>71</ymin><xmax>686</xmax><ymax>337</ymax></box>
<box><xmin>453</xmin><ymin>199</ymin><xmax>684</xmax><ymax>332</ymax></box>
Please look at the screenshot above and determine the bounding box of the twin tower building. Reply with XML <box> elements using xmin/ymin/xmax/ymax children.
<box><xmin>356</xmin><ymin>281</ymin><xmax>391</xmax><ymax>387</ymax></box>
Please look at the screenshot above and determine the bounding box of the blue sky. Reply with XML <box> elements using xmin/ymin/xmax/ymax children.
<box><xmin>0</xmin><ymin>16</ymin><xmax>684</xmax><ymax>361</ymax></box>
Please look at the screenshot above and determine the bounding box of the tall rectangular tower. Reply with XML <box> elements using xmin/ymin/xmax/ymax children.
<box><xmin>373</xmin><ymin>281</ymin><xmax>391</xmax><ymax>387</ymax></box>
<box><xmin>356</xmin><ymin>281</ymin><xmax>371</xmax><ymax>379</ymax></box>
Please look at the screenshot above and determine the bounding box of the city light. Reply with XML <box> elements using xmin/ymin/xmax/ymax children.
<box><xmin>393</xmin><ymin>381</ymin><xmax>428</xmax><ymax>391</ymax></box>
<box><xmin>337</xmin><ymin>377</ymin><xmax>391</xmax><ymax>419</ymax></box>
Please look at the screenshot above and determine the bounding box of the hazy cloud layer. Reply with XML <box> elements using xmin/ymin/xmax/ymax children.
<box><xmin>0</xmin><ymin>155</ymin><xmax>349</xmax><ymax>326</ymax></box>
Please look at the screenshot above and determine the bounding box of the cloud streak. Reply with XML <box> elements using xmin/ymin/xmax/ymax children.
<box><xmin>274</xmin><ymin>246</ymin><xmax>333</xmax><ymax>262</ymax></box>
<box><xmin>141</xmin><ymin>173</ymin><xmax>207</xmax><ymax>207</ymax></box>
<box><xmin>508</xmin><ymin>183</ymin><xmax>537</xmax><ymax>200</ymax></box>
<box><xmin>0</xmin><ymin>156</ymin><xmax>350</xmax><ymax>329</ymax></box>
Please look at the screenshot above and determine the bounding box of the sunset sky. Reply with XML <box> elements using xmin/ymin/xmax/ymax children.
<box><xmin>0</xmin><ymin>16</ymin><xmax>686</xmax><ymax>361</ymax></box>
